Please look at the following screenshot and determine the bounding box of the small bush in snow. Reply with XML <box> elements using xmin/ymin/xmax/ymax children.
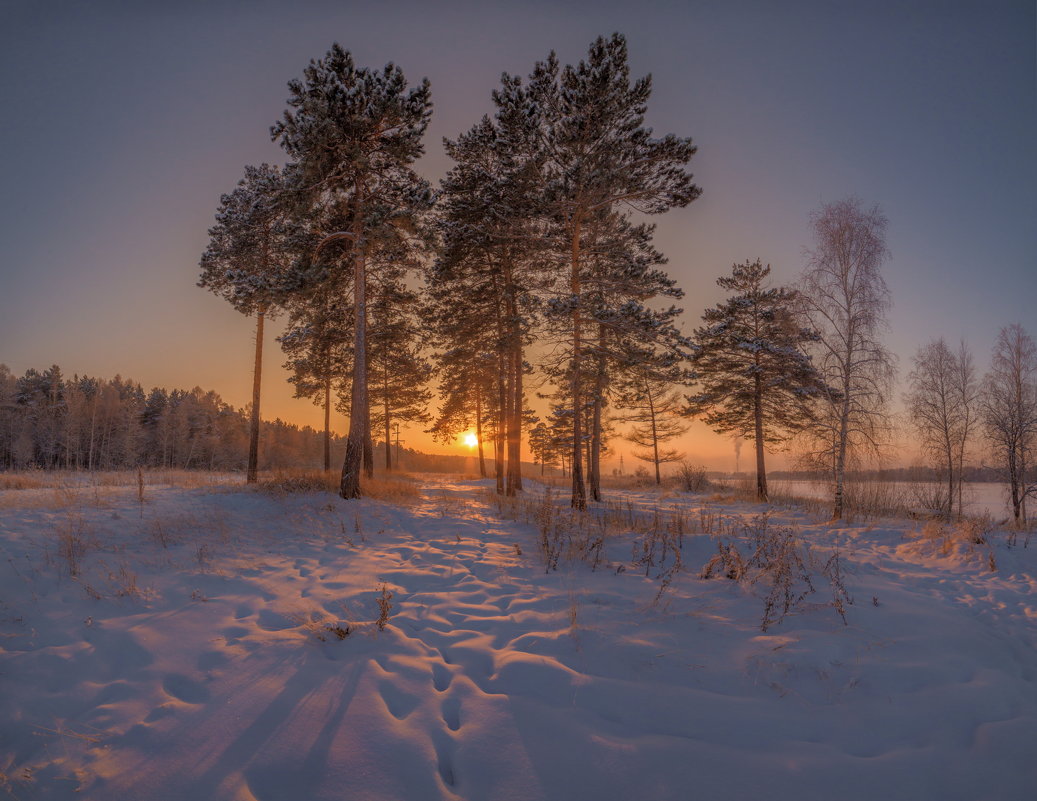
<box><xmin>376</xmin><ymin>583</ymin><xmax>394</xmax><ymax>631</ymax></box>
<box><xmin>675</xmin><ymin>462</ymin><xmax>710</xmax><ymax>493</ymax></box>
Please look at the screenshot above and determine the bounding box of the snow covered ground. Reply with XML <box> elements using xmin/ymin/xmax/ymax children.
<box><xmin>1</xmin><ymin>474</ymin><xmax>1035</xmax><ymax>800</ymax></box>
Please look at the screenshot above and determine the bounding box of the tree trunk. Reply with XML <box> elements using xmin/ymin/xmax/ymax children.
<box><xmin>754</xmin><ymin>373</ymin><xmax>768</xmax><ymax>502</ymax></box>
<box><xmin>475</xmin><ymin>388</ymin><xmax>486</xmax><ymax>478</ymax></box>
<box><xmin>323</xmin><ymin>372</ymin><xmax>331</xmax><ymax>472</ymax></box>
<box><xmin>384</xmin><ymin>361</ymin><xmax>392</xmax><ymax>471</ymax></box>
<box><xmin>506</xmin><ymin>332</ymin><xmax>523</xmax><ymax>495</ymax></box>
<box><xmin>648</xmin><ymin>383</ymin><xmax>661</xmax><ymax>485</ymax></box>
<box><xmin>833</xmin><ymin>364</ymin><xmax>852</xmax><ymax>520</ymax></box>
<box><xmin>247</xmin><ymin>307</ymin><xmax>265</xmax><ymax>484</ymax></box>
<box><xmin>505</xmin><ymin>344</ymin><xmax>516</xmax><ymax>497</ymax></box>
<box><xmin>495</xmin><ymin>350</ymin><xmax>506</xmax><ymax>495</ymax></box>
<box><xmin>341</xmin><ymin>233</ymin><xmax>367</xmax><ymax>499</ymax></box>
<box><xmin>570</xmin><ymin>216</ymin><xmax>587</xmax><ymax>510</ymax></box>
<box><xmin>589</xmin><ymin>341</ymin><xmax>606</xmax><ymax>501</ymax></box>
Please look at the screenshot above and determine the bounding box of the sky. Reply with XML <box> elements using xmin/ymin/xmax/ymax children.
<box><xmin>1</xmin><ymin>0</ymin><xmax>1034</xmax><ymax>470</ymax></box>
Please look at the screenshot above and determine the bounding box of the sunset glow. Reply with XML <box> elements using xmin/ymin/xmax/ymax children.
<box><xmin>1</xmin><ymin>6</ymin><xmax>1035</xmax><ymax>798</ymax></box>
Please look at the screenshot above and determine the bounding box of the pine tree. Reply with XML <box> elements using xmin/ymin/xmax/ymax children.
<box><xmin>617</xmin><ymin>368</ymin><xmax>689</xmax><ymax>485</ymax></box>
<box><xmin>278</xmin><ymin>282</ymin><xmax>352</xmax><ymax>472</ymax></box>
<box><xmin>529</xmin><ymin>33</ymin><xmax>701</xmax><ymax>509</ymax></box>
<box><xmin>432</xmin><ymin>81</ymin><xmax>546</xmax><ymax>496</ymax></box>
<box><xmin>368</xmin><ymin>275</ymin><xmax>432</xmax><ymax>470</ymax></box>
<box><xmin>688</xmin><ymin>260</ymin><xmax>828</xmax><ymax>501</ymax></box>
<box><xmin>199</xmin><ymin>163</ymin><xmax>293</xmax><ymax>483</ymax></box>
<box><xmin>578</xmin><ymin>211</ymin><xmax>691</xmax><ymax>501</ymax></box>
<box><xmin>273</xmin><ymin>44</ymin><xmax>433</xmax><ymax>499</ymax></box>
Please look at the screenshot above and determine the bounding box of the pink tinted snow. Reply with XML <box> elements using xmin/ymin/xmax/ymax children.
<box><xmin>0</xmin><ymin>477</ymin><xmax>1034</xmax><ymax>800</ymax></box>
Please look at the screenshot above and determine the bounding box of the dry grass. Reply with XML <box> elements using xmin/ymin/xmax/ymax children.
<box><xmin>907</xmin><ymin>515</ymin><xmax>999</xmax><ymax>570</ymax></box>
<box><xmin>259</xmin><ymin>468</ymin><xmax>339</xmax><ymax>494</ymax></box>
<box><xmin>257</xmin><ymin>468</ymin><xmax>422</xmax><ymax>505</ymax></box>
<box><xmin>361</xmin><ymin>474</ymin><xmax>421</xmax><ymax>505</ymax></box>
<box><xmin>0</xmin><ymin>472</ymin><xmax>49</xmax><ymax>490</ymax></box>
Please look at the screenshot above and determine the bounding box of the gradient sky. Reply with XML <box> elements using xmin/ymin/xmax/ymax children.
<box><xmin>1</xmin><ymin>0</ymin><xmax>1034</xmax><ymax>470</ymax></box>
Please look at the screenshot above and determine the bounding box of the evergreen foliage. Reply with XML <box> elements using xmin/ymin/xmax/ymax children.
<box><xmin>688</xmin><ymin>260</ymin><xmax>827</xmax><ymax>501</ymax></box>
<box><xmin>272</xmin><ymin>43</ymin><xmax>433</xmax><ymax>499</ymax></box>
<box><xmin>199</xmin><ymin>163</ymin><xmax>295</xmax><ymax>483</ymax></box>
<box><xmin>528</xmin><ymin>32</ymin><xmax>701</xmax><ymax>509</ymax></box>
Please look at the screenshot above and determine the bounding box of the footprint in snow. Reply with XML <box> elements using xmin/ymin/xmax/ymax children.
<box><xmin>222</xmin><ymin>625</ymin><xmax>250</xmax><ymax>641</ymax></box>
<box><xmin>441</xmin><ymin>696</ymin><xmax>461</xmax><ymax>732</ymax></box>
<box><xmin>256</xmin><ymin>609</ymin><xmax>297</xmax><ymax>631</ymax></box>
<box><xmin>196</xmin><ymin>650</ymin><xmax>229</xmax><ymax>671</ymax></box>
<box><xmin>378</xmin><ymin>681</ymin><xmax>422</xmax><ymax>720</ymax></box>
<box><xmin>162</xmin><ymin>674</ymin><xmax>210</xmax><ymax>704</ymax></box>
<box><xmin>432</xmin><ymin>662</ymin><xmax>452</xmax><ymax>692</ymax></box>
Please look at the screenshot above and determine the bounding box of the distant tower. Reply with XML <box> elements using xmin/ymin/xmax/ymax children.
<box><xmin>619</xmin><ymin>453</ymin><xmax>625</xmax><ymax>475</ymax></box>
<box><xmin>732</xmin><ymin>435</ymin><xmax>742</xmax><ymax>475</ymax></box>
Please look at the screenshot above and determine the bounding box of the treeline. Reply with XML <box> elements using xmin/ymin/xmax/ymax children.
<box><xmin>200</xmin><ymin>33</ymin><xmax>699</xmax><ymax>509</ymax></box>
<box><xmin>194</xmin><ymin>33</ymin><xmax>1035</xmax><ymax>526</ymax></box>
<box><xmin>0</xmin><ymin>364</ymin><xmax>344</xmax><ymax>471</ymax></box>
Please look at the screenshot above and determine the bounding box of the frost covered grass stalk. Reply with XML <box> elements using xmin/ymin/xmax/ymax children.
<box><xmin>376</xmin><ymin>584</ymin><xmax>394</xmax><ymax>631</ymax></box>
<box><xmin>56</xmin><ymin>514</ymin><xmax>92</xmax><ymax>578</ymax></box>
<box><xmin>700</xmin><ymin>514</ymin><xmax>854</xmax><ymax>631</ymax></box>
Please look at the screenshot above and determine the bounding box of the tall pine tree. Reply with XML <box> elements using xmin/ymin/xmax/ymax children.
<box><xmin>199</xmin><ymin>163</ymin><xmax>293</xmax><ymax>483</ymax></box>
<box><xmin>529</xmin><ymin>33</ymin><xmax>701</xmax><ymax>509</ymax></box>
<box><xmin>272</xmin><ymin>45</ymin><xmax>433</xmax><ymax>498</ymax></box>
<box><xmin>687</xmin><ymin>260</ymin><xmax>828</xmax><ymax>501</ymax></box>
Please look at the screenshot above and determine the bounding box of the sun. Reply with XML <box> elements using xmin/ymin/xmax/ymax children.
<box><xmin>463</xmin><ymin>432</ymin><xmax>479</xmax><ymax>448</ymax></box>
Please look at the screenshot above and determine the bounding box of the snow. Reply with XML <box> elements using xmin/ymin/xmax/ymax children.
<box><xmin>1</xmin><ymin>475</ymin><xmax>1035</xmax><ymax>799</ymax></box>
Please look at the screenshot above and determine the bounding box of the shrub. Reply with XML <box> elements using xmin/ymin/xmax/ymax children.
<box><xmin>675</xmin><ymin>462</ymin><xmax>710</xmax><ymax>493</ymax></box>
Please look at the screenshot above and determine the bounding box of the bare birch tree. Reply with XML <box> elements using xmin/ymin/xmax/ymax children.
<box><xmin>906</xmin><ymin>338</ymin><xmax>978</xmax><ymax>518</ymax></box>
<box><xmin>798</xmin><ymin>198</ymin><xmax>895</xmax><ymax>520</ymax></box>
<box><xmin>981</xmin><ymin>324</ymin><xmax>1037</xmax><ymax>525</ymax></box>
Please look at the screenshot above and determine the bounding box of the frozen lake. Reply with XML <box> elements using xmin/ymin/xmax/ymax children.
<box><xmin>771</xmin><ymin>480</ymin><xmax>1018</xmax><ymax>519</ymax></box>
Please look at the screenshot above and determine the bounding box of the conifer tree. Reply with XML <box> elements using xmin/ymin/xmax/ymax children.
<box><xmin>199</xmin><ymin>163</ymin><xmax>292</xmax><ymax>483</ymax></box>
<box><xmin>578</xmin><ymin>211</ymin><xmax>691</xmax><ymax>501</ymax></box>
<box><xmin>617</xmin><ymin>368</ymin><xmax>689</xmax><ymax>485</ymax></box>
<box><xmin>273</xmin><ymin>44</ymin><xmax>432</xmax><ymax>499</ymax></box>
<box><xmin>528</xmin><ymin>420</ymin><xmax>554</xmax><ymax>475</ymax></box>
<box><xmin>432</xmin><ymin>89</ymin><xmax>545</xmax><ymax>496</ymax></box>
<box><xmin>688</xmin><ymin>260</ymin><xmax>828</xmax><ymax>501</ymax></box>
<box><xmin>278</xmin><ymin>283</ymin><xmax>352</xmax><ymax>471</ymax></box>
<box><xmin>368</xmin><ymin>275</ymin><xmax>432</xmax><ymax>470</ymax></box>
<box><xmin>529</xmin><ymin>33</ymin><xmax>701</xmax><ymax>509</ymax></box>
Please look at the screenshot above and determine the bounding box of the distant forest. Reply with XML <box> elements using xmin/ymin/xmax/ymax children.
<box><xmin>0</xmin><ymin>364</ymin><xmax>343</xmax><ymax>472</ymax></box>
<box><xmin>0</xmin><ymin>363</ymin><xmax>489</xmax><ymax>475</ymax></box>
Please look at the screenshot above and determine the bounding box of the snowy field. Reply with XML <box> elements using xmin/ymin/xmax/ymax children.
<box><xmin>1</xmin><ymin>474</ymin><xmax>1035</xmax><ymax>800</ymax></box>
